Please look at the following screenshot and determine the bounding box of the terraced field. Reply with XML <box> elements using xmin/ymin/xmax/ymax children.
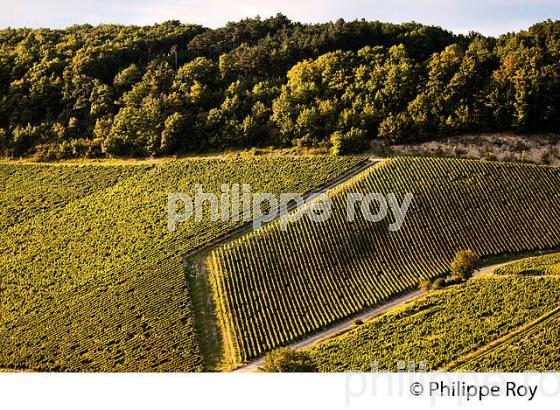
<box><xmin>308</xmin><ymin>276</ymin><xmax>560</xmax><ymax>371</ymax></box>
<box><xmin>0</xmin><ymin>156</ymin><xmax>361</xmax><ymax>371</ymax></box>
<box><xmin>209</xmin><ymin>157</ymin><xmax>560</xmax><ymax>364</ymax></box>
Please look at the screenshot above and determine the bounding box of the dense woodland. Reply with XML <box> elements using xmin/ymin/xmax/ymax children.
<box><xmin>0</xmin><ymin>15</ymin><xmax>559</xmax><ymax>159</ymax></box>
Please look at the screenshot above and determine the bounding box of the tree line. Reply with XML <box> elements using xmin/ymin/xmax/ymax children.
<box><xmin>0</xmin><ymin>15</ymin><xmax>559</xmax><ymax>159</ymax></box>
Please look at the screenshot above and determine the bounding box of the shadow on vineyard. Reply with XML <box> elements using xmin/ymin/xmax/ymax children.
<box><xmin>2</xmin><ymin>155</ymin><xmax>560</xmax><ymax>372</ymax></box>
<box><xmin>208</xmin><ymin>157</ymin><xmax>560</xmax><ymax>365</ymax></box>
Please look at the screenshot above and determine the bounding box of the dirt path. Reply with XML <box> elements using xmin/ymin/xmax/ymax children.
<box><xmin>235</xmin><ymin>290</ymin><xmax>423</xmax><ymax>372</ymax></box>
<box><xmin>184</xmin><ymin>157</ymin><xmax>381</xmax><ymax>370</ymax></box>
<box><xmin>234</xmin><ymin>260</ymin><xmax>528</xmax><ymax>372</ymax></box>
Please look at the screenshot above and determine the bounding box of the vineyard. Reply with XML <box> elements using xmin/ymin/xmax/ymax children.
<box><xmin>0</xmin><ymin>163</ymin><xmax>149</xmax><ymax>228</ymax></box>
<box><xmin>0</xmin><ymin>156</ymin><xmax>361</xmax><ymax>371</ymax></box>
<box><xmin>209</xmin><ymin>157</ymin><xmax>560</xmax><ymax>364</ymax></box>
<box><xmin>446</xmin><ymin>253</ymin><xmax>560</xmax><ymax>371</ymax></box>
<box><xmin>308</xmin><ymin>276</ymin><xmax>560</xmax><ymax>371</ymax></box>
<box><xmin>456</xmin><ymin>309</ymin><xmax>560</xmax><ymax>371</ymax></box>
<box><xmin>495</xmin><ymin>252</ymin><xmax>560</xmax><ymax>276</ymax></box>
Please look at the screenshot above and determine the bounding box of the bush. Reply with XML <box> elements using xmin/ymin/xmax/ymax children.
<box><xmin>330</xmin><ymin>128</ymin><xmax>368</xmax><ymax>155</ymax></box>
<box><xmin>451</xmin><ymin>249</ymin><xmax>481</xmax><ymax>281</ymax></box>
<box><xmin>354</xmin><ymin>319</ymin><xmax>364</xmax><ymax>326</ymax></box>
<box><xmin>292</xmin><ymin>133</ymin><xmax>318</xmax><ymax>149</ymax></box>
<box><xmin>432</xmin><ymin>277</ymin><xmax>446</xmax><ymax>290</ymax></box>
<box><xmin>419</xmin><ymin>279</ymin><xmax>431</xmax><ymax>292</ymax></box>
<box><xmin>260</xmin><ymin>348</ymin><xmax>317</xmax><ymax>372</ymax></box>
<box><xmin>378</xmin><ymin>112</ymin><xmax>414</xmax><ymax>144</ymax></box>
<box><xmin>33</xmin><ymin>139</ymin><xmax>103</xmax><ymax>161</ymax></box>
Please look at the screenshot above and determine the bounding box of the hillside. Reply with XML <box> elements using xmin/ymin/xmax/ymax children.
<box><xmin>0</xmin><ymin>163</ymin><xmax>149</xmax><ymax>227</ymax></box>
<box><xmin>1</xmin><ymin>18</ymin><xmax>560</xmax><ymax>159</ymax></box>
<box><xmin>0</xmin><ymin>156</ymin><xmax>360</xmax><ymax>371</ymax></box>
<box><xmin>307</xmin><ymin>253</ymin><xmax>560</xmax><ymax>372</ymax></box>
<box><xmin>209</xmin><ymin>157</ymin><xmax>560</xmax><ymax>364</ymax></box>
<box><xmin>309</xmin><ymin>274</ymin><xmax>560</xmax><ymax>371</ymax></box>
<box><xmin>495</xmin><ymin>252</ymin><xmax>560</xmax><ymax>276</ymax></box>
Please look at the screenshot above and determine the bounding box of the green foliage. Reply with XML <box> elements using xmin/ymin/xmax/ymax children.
<box><xmin>260</xmin><ymin>348</ymin><xmax>317</xmax><ymax>372</ymax></box>
<box><xmin>432</xmin><ymin>278</ymin><xmax>446</xmax><ymax>290</ymax></box>
<box><xmin>11</xmin><ymin>124</ymin><xmax>42</xmax><ymax>156</ymax></box>
<box><xmin>210</xmin><ymin>157</ymin><xmax>560</xmax><ymax>363</ymax></box>
<box><xmin>459</xmin><ymin>309</ymin><xmax>560</xmax><ymax>371</ymax></box>
<box><xmin>1</xmin><ymin>18</ymin><xmax>559</xmax><ymax>158</ymax></box>
<box><xmin>0</xmin><ymin>157</ymin><xmax>361</xmax><ymax>371</ymax></box>
<box><xmin>495</xmin><ymin>252</ymin><xmax>560</xmax><ymax>276</ymax></box>
<box><xmin>454</xmin><ymin>253</ymin><xmax>560</xmax><ymax>371</ymax></box>
<box><xmin>309</xmin><ymin>277</ymin><xmax>560</xmax><ymax>371</ymax></box>
<box><xmin>0</xmin><ymin>163</ymin><xmax>146</xmax><ymax>228</ymax></box>
<box><xmin>113</xmin><ymin>64</ymin><xmax>142</xmax><ymax>95</ymax></box>
<box><xmin>330</xmin><ymin>128</ymin><xmax>368</xmax><ymax>155</ymax></box>
<box><xmin>450</xmin><ymin>249</ymin><xmax>481</xmax><ymax>281</ymax></box>
<box><xmin>89</xmin><ymin>83</ymin><xmax>113</xmax><ymax>118</ymax></box>
<box><xmin>419</xmin><ymin>279</ymin><xmax>432</xmax><ymax>292</ymax></box>
<box><xmin>378</xmin><ymin>112</ymin><xmax>414</xmax><ymax>143</ymax></box>
<box><xmin>33</xmin><ymin>138</ymin><xmax>104</xmax><ymax>161</ymax></box>
<box><xmin>161</xmin><ymin>112</ymin><xmax>185</xmax><ymax>154</ymax></box>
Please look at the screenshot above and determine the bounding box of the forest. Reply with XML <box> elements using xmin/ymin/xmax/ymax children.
<box><xmin>0</xmin><ymin>15</ymin><xmax>559</xmax><ymax>159</ymax></box>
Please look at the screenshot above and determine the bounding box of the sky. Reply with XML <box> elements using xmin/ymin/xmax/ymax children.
<box><xmin>1</xmin><ymin>0</ymin><xmax>559</xmax><ymax>36</ymax></box>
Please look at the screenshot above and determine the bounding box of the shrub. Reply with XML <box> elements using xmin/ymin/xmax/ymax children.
<box><xmin>330</xmin><ymin>128</ymin><xmax>368</xmax><ymax>155</ymax></box>
<box><xmin>450</xmin><ymin>249</ymin><xmax>481</xmax><ymax>281</ymax></box>
<box><xmin>260</xmin><ymin>348</ymin><xmax>317</xmax><ymax>372</ymax></box>
<box><xmin>483</xmin><ymin>151</ymin><xmax>497</xmax><ymax>161</ymax></box>
<box><xmin>432</xmin><ymin>277</ymin><xmax>446</xmax><ymax>290</ymax></box>
<box><xmin>354</xmin><ymin>319</ymin><xmax>364</xmax><ymax>326</ymax></box>
<box><xmin>33</xmin><ymin>139</ymin><xmax>103</xmax><ymax>161</ymax></box>
<box><xmin>293</xmin><ymin>134</ymin><xmax>318</xmax><ymax>149</ymax></box>
<box><xmin>419</xmin><ymin>279</ymin><xmax>431</xmax><ymax>292</ymax></box>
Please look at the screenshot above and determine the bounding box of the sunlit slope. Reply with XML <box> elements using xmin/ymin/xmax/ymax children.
<box><xmin>495</xmin><ymin>252</ymin><xmax>560</xmax><ymax>276</ymax></box>
<box><xmin>453</xmin><ymin>253</ymin><xmax>560</xmax><ymax>371</ymax></box>
<box><xmin>0</xmin><ymin>163</ymin><xmax>149</xmax><ymax>228</ymax></box>
<box><xmin>210</xmin><ymin>157</ymin><xmax>560</xmax><ymax>363</ymax></box>
<box><xmin>0</xmin><ymin>157</ymin><xmax>361</xmax><ymax>371</ymax></box>
<box><xmin>309</xmin><ymin>276</ymin><xmax>560</xmax><ymax>371</ymax></box>
<box><xmin>458</xmin><ymin>307</ymin><xmax>560</xmax><ymax>371</ymax></box>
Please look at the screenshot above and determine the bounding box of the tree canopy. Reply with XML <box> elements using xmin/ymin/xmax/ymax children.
<box><xmin>1</xmin><ymin>16</ymin><xmax>559</xmax><ymax>159</ymax></box>
<box><xmin>260</xmin><ymin>348</ymin><xmax>317</xmax><ymax>372</ymax></box>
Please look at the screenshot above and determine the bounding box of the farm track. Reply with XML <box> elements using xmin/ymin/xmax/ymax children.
<box><xmin>183</xmin><ymin>157</ymin><xmax>380</xmax><ymax>370</ymax></box>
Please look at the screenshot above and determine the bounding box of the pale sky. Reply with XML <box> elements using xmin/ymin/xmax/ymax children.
<box><xmin>1</xmin><ymin>0</ymin><xmax>559</xmax><ymax>36</ymax></box>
